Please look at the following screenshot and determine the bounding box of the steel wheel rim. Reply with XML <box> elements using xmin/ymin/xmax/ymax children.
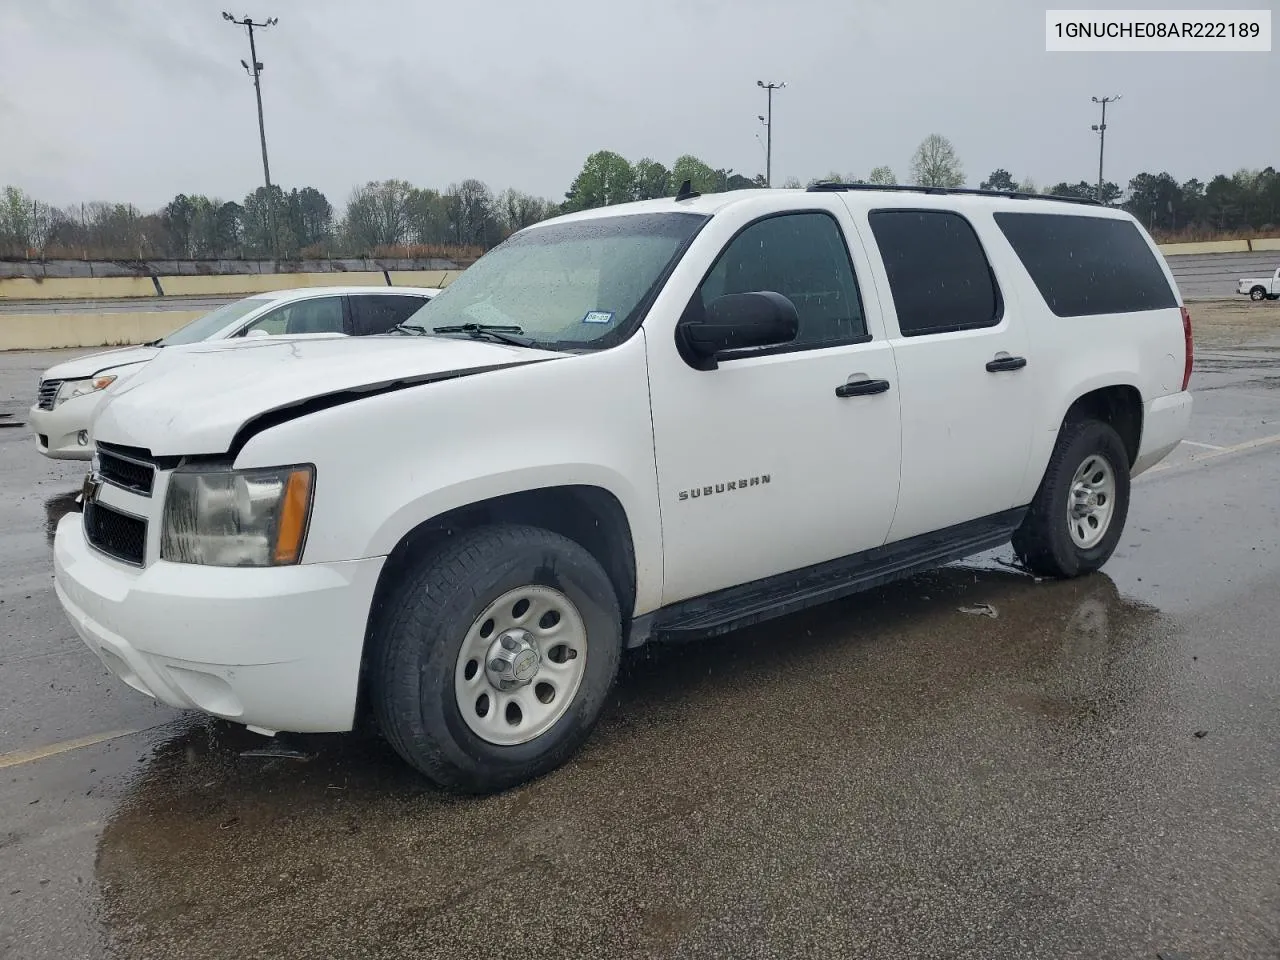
<box><xmin>453</xmin><ymin>584</ymin><xmax>588</xmax><ymax>746</ymax></box>
<box><xmin>1067</xmin><ymin>453</ymin><xmax>1117</xmax><ymax>549</ymax></box>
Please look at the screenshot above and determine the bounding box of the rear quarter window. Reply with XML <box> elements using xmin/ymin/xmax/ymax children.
<box><xmin>993</xmin><ymin>212</ymin><xmax>1177</xmax><ymax>317</ymax></box>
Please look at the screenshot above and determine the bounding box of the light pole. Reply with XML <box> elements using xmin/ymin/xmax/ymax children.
<box><xmin>757</xmin><ymin>80</ymin><xmax>785</xmax><ymax>187</ymax></box>
<box><xmin>224</xmin><ymin>12</ymin><xmax>279</xmax><ymax>255</ymax></box>
<box><xmin>1091</xmin><ymin>94</ymin><xmax>1120</xmax><ymax>204</ymax></box>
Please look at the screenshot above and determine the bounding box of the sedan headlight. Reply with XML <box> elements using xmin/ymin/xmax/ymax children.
<box><xmin>161</xmin><ymin>464</ymin><xmax>314</xmax><ymax>567</ymax></box>
<box><xmin>54</xmin><ymin>374</ymin><xmax>117</xmax><ymax>407</ymax></box>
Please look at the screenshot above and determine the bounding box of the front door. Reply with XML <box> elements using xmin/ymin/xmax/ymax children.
<box><xmin>646</xmin><ymin>201</ymin><xmax>903</xmax><ymax>605</ymax></box>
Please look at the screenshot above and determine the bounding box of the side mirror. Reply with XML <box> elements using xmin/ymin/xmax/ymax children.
<box><xmin>678</xmin><ymin>291</ymin><xmax>799</xmax><ymax>369</ymax></box>
<box><xmin>243</xmin><ymin>328</ymin><xmax>270</xmax><ymax>338</ymax></box>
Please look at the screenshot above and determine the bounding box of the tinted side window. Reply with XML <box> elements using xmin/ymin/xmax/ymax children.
<box><xmin>868</xmin><ymin>210</ymin><xmax>1002</xmax><ymax>337</ymax></box>
<box><xmin>994</xmin><ymin>212</ymin><xmax>1177</xmax><ymax>317</ymax></box>
<box><xmin>240</xmin><ymin>296</ymin><xmax>345</xmax><ymax>336</ymax></box>
<box><xmin>350</xmin><ymin>295</ymin><xmax>429</xmax><ymax>336</ymax></box>
<box><xmin>697</xmin><ymin>212</ymin><xmax>867</xmax><ymax>347</ymax></box>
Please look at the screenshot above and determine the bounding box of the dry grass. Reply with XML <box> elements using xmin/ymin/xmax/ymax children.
<box><xmin>370</xmin><ymin>243</ymin><xmax>484</xmax><ymax>262</ymax></box>
<box><xmin>1186</xmin><ymin>298</ymin><xmax>1280</xmax><ymax>348</ymax></box>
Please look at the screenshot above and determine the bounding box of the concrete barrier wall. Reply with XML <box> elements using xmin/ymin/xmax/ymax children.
<box><xmin>1157</xmin><ymin>240</ymin><xmax>1253</xmax><ymax>256</ymax></box>
<box><xmin>388</xmin><ymin>270</ymin><xmax>461</xmax><ymax>288</ymax></box>
<box><xmin>0</xmin><ymin>276</ymin><xmax>160</xmax><ymax>300</ymax></box>
<box><xmin>0</xmin><ymin>269</ymin><xmax>466</xmax><ymax>350</ymax></box>
<box><xmin>0</xmin><ymin>269</ymin><xmax>465</xmax><ymax>304</ymax></box>
<box><xmin>158</xmin><ymin>272</ymin><xmax>389</xmax><ymax>297</ymax></box>
<box><xmin>0</xmin><ymin>311</ymin><xmax>204</xmax><ymax>351</ymax></box>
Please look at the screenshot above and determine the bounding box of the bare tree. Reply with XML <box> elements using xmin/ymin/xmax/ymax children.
<box><xmin>910</xmin><ymin>135</ymin><xmax>965</xmax><ymax>188</ymax></box>
<box><xmin>866</xmin><ymin>166</ymin><xmax>897</xmax><ymax>185</ymax></box>
<box><xmin>445</xmin><ymin>179</ymin><xmax>497</xmax><ymax>247</ymax></box>
<box><xmin>342</xmin><ymin>179</ymin><xmax>414</xmax><ymax>250</ymax></box>
<box><xmin>497</xmin><ymin>188</ymin><xmax>553</xmax><ymax>235</ymax></box>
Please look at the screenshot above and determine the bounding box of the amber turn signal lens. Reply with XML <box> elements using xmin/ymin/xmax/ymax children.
<box><xmin>273</xmin><ymin>468</ymin><xmax>313</xmax><ymax>564</ymax></box>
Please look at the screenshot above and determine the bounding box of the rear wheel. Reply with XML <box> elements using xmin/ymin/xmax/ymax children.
<box><xmin>369</xmin><ymin>524</ymin><xmax>622</xmax><ymax>793</ymax></box>
<box><xmin>1250</xmin><ymin>286</ymin><xmax>1267</xmax><ymax>301</ymax></box>
<box><xmin>1012</xmin><ymin>419</ymin><xmax>1131</xmax><ymax>579</ymax></box>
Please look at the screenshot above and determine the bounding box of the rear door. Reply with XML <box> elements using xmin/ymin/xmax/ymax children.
<box><xmin>236</xmin><ymin>295</ymin><xmax>346</xmax><ymax>336</ymax></box>
<box><xmin>852</xmin><ymin>205</ymin><xmax>1037</xmax><ymax>542</ymax></box>
<box><xmin>347</xmin><ymin>293</ymin><xmax>431</xmax><ymax>336</ymax></box>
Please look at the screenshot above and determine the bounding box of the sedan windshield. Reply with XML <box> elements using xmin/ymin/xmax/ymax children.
<box><xmin>401</xmin><ymin>212</ymin><xmax>708</xmax><ymax>349</ymax></box>
<box><xmin>158</xmin><ymin>297</ymin><xmax>276</xmax><ymax>346</ymax></box>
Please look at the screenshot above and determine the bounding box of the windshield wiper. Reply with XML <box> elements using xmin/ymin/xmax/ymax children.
<box><xmin>393</xmin><ymin>323</ymin><xmax>428</xmax><ymax>336</ymax></box>
<box><xmin>431</xmin><ymin>323</ymin><xmax>535</xmax><ymax>348</ymax></box>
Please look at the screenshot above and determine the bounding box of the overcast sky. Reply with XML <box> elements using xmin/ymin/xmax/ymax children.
<box><xmin>1</xmin><ymin>0</ymin><xmax>1276</xmax><ymax>210</ymax></box>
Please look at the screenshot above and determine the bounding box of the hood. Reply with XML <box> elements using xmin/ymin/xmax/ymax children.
<box><xmin>42</xmin><ymin>345</ymin><xmax>161</xmax><ymax>381</ymax></box>
<box><xmin>93</xmin><ymin>334</ymin><xmax>569</xmax><ymax>456</ymax></box>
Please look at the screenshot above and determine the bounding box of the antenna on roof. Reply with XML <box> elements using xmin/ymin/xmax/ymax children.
<box><xmin>675</xmin><ymin>178</ymin><xmax>700</xmax><ymax>202</ymax></box>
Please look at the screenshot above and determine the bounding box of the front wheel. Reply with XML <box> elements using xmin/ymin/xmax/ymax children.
<box><xmin>369</xmin><ymin>524</ymin><xmax>622</xmax><ymax>793</ymax></box>
<box><xmin>1250</xmin><ymin>286</ymin><xmax>1267</xmax><ymax>301</ymax></box>
<box><xmin>1012</xmin><ymin>419</ymin><xmax>1131</xmax><ymax>579</ymax></box>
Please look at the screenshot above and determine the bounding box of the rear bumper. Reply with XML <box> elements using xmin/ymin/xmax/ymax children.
<box><xmin>54</xmin><ymin>512</ymin><xmax>386</xmax><ymax>733</ymax></box>
<box><xmin>1133</xmin><ymin>390</ymin><xmax>1193</xmax><ymax>477</ymax></box>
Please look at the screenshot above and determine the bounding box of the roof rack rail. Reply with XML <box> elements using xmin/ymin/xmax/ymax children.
<box><xmin>805</xmin><ymin>182</ymin><xmax>1102</xmax><ymax>207</ymax></box>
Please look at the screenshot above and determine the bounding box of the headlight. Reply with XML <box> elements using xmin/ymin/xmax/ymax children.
<box><xmin>54</xmin><ymin>374</ymin><xmax>117</xmax><ymax>407</ymax></box>
<box><xmin>161</xmin><ymin>464</ymin><xmax>314</xmax><ymax>567</ymax></box>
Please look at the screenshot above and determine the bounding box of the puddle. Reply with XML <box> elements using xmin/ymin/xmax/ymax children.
<box><xmin>93</xmin><ymin>565</ymin><xmax>1175</xmax><ymax>959</ymax></box>
<box><xmin>44</xmin><ymin>490</ymin><xmax>82</xmax><ymax>545</ymax></box>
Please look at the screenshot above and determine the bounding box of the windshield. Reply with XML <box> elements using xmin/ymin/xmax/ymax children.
<box><xmin>158</xmin><ymin>297</ymin><xmax>276</xmax><ymax>346</ymax></box>
<box><xmin>402</xmin><ymin>212</ymin><xmax>708</xmax><ymax>349</ymax></box>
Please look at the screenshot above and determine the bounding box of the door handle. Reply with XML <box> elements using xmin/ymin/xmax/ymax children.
<box><xmin>835</xmin><ymin>378</ymin><xmax>891</xmax><ymax>398</ymax></box>
<box><xmin>986</xmin><ymin>355</ymin><xmax>1027</xmax><ymax>373</ymax></box>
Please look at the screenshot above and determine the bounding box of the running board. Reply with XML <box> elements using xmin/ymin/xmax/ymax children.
<box><xmin>637</xmin><ymin>507</ymin><xmax>1027</xmax><ymax>645</ymax></box>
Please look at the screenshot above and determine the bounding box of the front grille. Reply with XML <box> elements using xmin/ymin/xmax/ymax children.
<box><xmin>36</xmin><ymin>380</ymin><xmax>61</xmax><ymax>411</ymax></box>
<box><xmin>84</xmin><ymin>501</ymin><xmax>147</xmax><ymax>566</ymax></box>
<box><xmin>98</xmin><ymin>447</ymin><xmax>155</xmax><ymax>495</ymax></box>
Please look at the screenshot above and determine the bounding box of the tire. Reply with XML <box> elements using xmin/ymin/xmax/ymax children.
<box><xmin>369</xmin><ymin>524</ymin><xmax>622</xmax><ymax>793</ymax></box>
<box><xmin>1012</xmin><ymin>419</ymin><xmax>1131</xmax><ymax>579</ymax></box>
<box><xmin>1250</xmin><ymin>286</ymin><xmax>1267</xmax><ymax>301</ymax></box>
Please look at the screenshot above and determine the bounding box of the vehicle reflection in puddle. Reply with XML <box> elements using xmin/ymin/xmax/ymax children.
<box><xmin>93</xmin><ymin>563</ymin><xmax>1176</xmax><ymax>959</ymax></box>
<box><xmin>44</xmin><ymin>490</ymin><xmax>81</xmax><ymax>546</ymax></box>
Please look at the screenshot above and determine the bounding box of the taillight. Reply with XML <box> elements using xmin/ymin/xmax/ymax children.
<box><xmin>1181</xmin><ymin>305</ymin><xmax>1194</xmax><ymax>391</ymax></box>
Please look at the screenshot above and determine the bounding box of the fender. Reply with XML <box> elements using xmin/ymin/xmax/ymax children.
<box><xmin>367</xmin><ymin>464</ymin><xmax>662</xmax><ymax>615</ymax></box>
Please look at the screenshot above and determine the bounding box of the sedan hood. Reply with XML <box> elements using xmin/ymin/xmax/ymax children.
<box><xmin>42</xmin><ymin>345</ymin><xmax>161</xmax><ymax>381</ymax></box>
<box><xmin>93</xmin><ymin>334</ymin><xmax>569</xmax><ymax>456</ymax></box>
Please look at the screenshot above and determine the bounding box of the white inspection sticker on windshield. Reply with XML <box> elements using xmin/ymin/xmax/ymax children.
<box><xmin>582</xmin><ymin>310</ymin><xmax>615</xmax><ymax>324</ymax></box>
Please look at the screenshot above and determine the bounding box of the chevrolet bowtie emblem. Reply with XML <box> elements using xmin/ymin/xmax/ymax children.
<box><xmin>80</xmin><ymin>472</ymin><xmax>101</xmax><ymax>505</ymax></box>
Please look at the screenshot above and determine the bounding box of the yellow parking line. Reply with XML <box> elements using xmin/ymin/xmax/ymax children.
<box><xmin>0</xmin><ymin>728</ymin><xmax>142</xmax><ymax>769</ymax></box>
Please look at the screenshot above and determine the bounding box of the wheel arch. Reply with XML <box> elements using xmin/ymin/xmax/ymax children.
<box><xmin>357</xmin><ymin>484</ymin><xmax>639</xmax><ymax>722</ymax></box>
<box><xmin>1061</xmin><ymin>384</ymin><xmax>1144</xmax><ymax>466</ymax></box>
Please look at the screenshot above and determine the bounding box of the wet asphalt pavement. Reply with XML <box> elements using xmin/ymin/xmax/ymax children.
<box><xmin>2</xmin><ymin>337</ymin><xmax>1280</xmax><ymax>960</ymax></box>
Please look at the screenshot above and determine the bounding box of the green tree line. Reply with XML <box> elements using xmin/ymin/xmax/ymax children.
<box><xmin>4</xmin><ymin>137</ymin><xmax>1278</xmax><ymax>259</ymax></box>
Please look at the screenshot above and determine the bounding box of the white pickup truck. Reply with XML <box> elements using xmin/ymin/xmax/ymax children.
<box><xmin>1238</xmin><ymin>267</ymin><xmax>1280</xmax><ymax>300</ymax></box>
<box><xmin>53</xmin><ymin>184</ymin><xmax>1194</xmax><ymax>793</ymax></box>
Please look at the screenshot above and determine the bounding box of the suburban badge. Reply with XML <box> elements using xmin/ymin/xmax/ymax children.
<box><xmin>678</xmin><ymin>475</ymin><xmax>771</xmax><ymax>501</ymax></box>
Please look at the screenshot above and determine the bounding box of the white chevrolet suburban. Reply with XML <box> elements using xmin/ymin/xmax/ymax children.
<box><xmin>53</xmin><ymin>185</ymin><xmax>1194</xmax><ymax>793</ymax></box>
